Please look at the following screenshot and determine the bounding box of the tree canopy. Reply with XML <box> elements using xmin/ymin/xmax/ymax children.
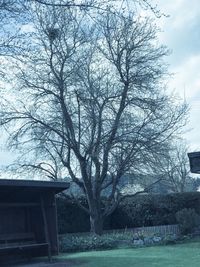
<box><xmin>0</xmin><ymin>1</ymin><xmax>188</xmax><ymax>234</ymax></box>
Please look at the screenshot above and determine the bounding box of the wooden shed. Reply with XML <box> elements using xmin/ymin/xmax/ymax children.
<box><xmin>0</xmin><ymin>179</ymin><xmax>69</xmax><ymax>262</ymax></box>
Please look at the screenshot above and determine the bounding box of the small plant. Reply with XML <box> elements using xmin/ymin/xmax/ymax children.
<box><xmin>162</xmin><ymin>234</ymin><xmax>177</xmax><ymax>245</ymax></box>
<box><xmin>176</xmin><ymin>208</ymin><xmax>200</xmax><ymax>235</ymax></box>
<box><xmin>133</xmin><ymin>230</ymin><xmax>145</xmax><ymax>240</ymax></box>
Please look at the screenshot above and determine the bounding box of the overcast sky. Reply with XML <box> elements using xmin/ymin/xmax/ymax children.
<box><xmin>156</xmin><ymin>0</ymin><xmax>200</xmax><ymax>151</ymax></box>
<box><xmin>0</xmin><ymin>0</ymin><xmax>200</xmax><ymax>168</ymax></box>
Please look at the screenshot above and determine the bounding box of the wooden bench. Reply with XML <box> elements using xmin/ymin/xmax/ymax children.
<box><xmin>0</xmin><ymin>232</ymin><xmax>50</xmax><ymax>260</ymax></box>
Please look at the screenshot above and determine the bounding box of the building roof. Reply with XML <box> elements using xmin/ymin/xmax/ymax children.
<box><xmin>0</xmin><ymin>179</ymin><xmax>69</xmax><ymax>202</ymax></box>
<box><xmin>188</xmin><ymin>151</ymin><xmax>200</xmax><ymax>158</ymax></box>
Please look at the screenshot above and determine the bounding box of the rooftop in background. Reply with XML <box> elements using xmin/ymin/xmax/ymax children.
<box><xmin>188</xmin><ymin>152</ymin><xmax>200</xmax><ymax>174</ymax></box>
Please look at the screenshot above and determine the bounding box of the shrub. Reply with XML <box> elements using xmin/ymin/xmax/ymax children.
<box><xmin>59</xmin><ymin>231</ymin><xmax>180</xmax><ymax>252</ymax></box>
<box><xmin>111</xmin><ymin>192</ymin><xmax>200</xmax><ymax>229</ymax></box>
<box><xmin>59</xmin><ymin>232</ymin><xmax>132</xmax><ymax>252</ymax></box>
<box><xmin>162</xmin><ymin>234</ymin><xmax>177</xmax><ymax>245</ymax></box>
<box><xmin>56</xmin><ymin>192</ymin><xmax>200</xmax><ymax>234</ymax></box>
<box><xmin>175</xmin><ymin>208</ymin><xmax>200</xmax><ymax>234</ymax></box>
<box><xmin>56</xmin><ymin>197</ymin><xmax>90</xmax><ymax>234</ymax></box>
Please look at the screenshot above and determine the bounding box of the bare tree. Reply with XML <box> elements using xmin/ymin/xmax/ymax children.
<box><xmin>0</xmin><ymin>0</ymin><xmax>165</xmax><ymax>62</ymax></box>
<box><xmin>33</xmin><ymin>0</ymin><xmax>164</xmax><ymax>17</ymax></box>
<box><xmin>0</xmin><ymin>5</ymin><xmax>187</xmax><ymax>234</ymax></box>
<box><xmin>149</xmin><ymin>141</ymin><xmax>193</xmax><ymax>193</ymax></box>
<box><xmin>33</xmin><ymin>0</ymin><xmax>112</xmax><ymax>10</ymax></box>
<box><xmin>0</xmin><ymin>1</ymin><xmax>34</xmax><ymax>67</ymax></box>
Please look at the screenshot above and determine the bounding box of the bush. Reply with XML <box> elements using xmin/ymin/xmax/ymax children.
<box><xmin>59</xmin><ymin>232</ymin><xmax>132</xmax><ymax>252</ymax></box>
<box><xmin>175</xmin><ymin>208</ymin><xmax>200</xmax><ymax>234</ymax></box>
<box><xmin>162</xmin><ymin>234</ymin><xmax>178</xmax><ymax>245</ymax></box>
<box><xmin>56</xmin><ymin>197</ymin><xmax>90</xmax><ymax>234</ymax></box>
<box><xmin>56</xmin><ymin>192</ymin><xmax>200</xmax><ymax>234</ymax></box>
<box><xmin>59</xmin><ymin>231</ymin><xmax>181</xmax><ymax>252</ymax></box>
<box><xmin>111</xmin><ymin>192</ymin><xmax>200</xmax><ymax>229</ymax></box>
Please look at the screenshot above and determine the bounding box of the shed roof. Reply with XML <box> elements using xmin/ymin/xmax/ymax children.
<box><xmin>0</xmin><ymin>179</ymin><xmax>69</xmax><ymax>202</ymax></box>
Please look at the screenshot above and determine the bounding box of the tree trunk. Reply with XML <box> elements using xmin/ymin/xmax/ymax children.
<box><xmin>90</xmin><ymin>212</ymin><xmax>104</xmax><ymax>235</ymax></box>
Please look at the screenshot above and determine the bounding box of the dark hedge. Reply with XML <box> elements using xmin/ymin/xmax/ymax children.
<box><xmin>56</xmin><ymin>192</ymin><xmax>200</xmax><ymax>234</ymax></box>
<box><xmin>57</xmin><ymin>197</ymin><xmax>90</xmax><ymax>234</ymax></box>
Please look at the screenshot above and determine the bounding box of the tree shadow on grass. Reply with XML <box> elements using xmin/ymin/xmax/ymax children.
<box><xmin>53</xmin><ymin>258</ymin><xmax>88</xmax><ymax>267</ymax></box>
<box><xmin>2</xmin><ymin>258</ymin><xmax>88</xmax><ymax>267</ymax></box>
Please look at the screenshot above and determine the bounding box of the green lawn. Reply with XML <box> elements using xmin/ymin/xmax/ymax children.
<box><xmin>58</xmin><ymin>242</ymin><xmax>200</xmax><ymax>267</ymax></box>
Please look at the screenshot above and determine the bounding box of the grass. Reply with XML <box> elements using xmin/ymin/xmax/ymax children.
<box><xmin>57</xmin><ymin>241</ymin><xmax>200</xmax><ymax>267</ymax></box>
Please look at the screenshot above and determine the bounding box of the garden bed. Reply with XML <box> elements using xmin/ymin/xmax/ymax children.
<box><xmin>59</xmin><ymin>224</ymin><xmax>182</xmax><ymax>252</ymax></box>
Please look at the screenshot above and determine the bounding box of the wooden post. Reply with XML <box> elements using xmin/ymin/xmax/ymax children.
<box><xmin>40</xmin><ymin>196</ymin><xmax>52</xmax><ymax>262</ymax></box>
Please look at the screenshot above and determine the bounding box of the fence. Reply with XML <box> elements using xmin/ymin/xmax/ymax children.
<box><xmin>132</xmin><ymin>224</ymin><xmax>180</xmax><ymax>236</ymax></box>
<box><xmin>61</xmin><ymin>224</ymin><xmax>181</xmax><ymax>237</ymax></box>
<box><xmin>106</xmin><ymin>224</ymin><xmax>180</xmax><ymax>236</ymax></box>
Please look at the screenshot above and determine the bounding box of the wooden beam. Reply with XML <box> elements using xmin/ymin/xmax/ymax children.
<box><xmin>40</xmin><ymin>196</ymin><xmax>52</xmax><ymax>262</ymax></box>
<box><xmin>0</xmin><ymin>203</ymin><xmax>39</xmax><ymax>208</ymax></box>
